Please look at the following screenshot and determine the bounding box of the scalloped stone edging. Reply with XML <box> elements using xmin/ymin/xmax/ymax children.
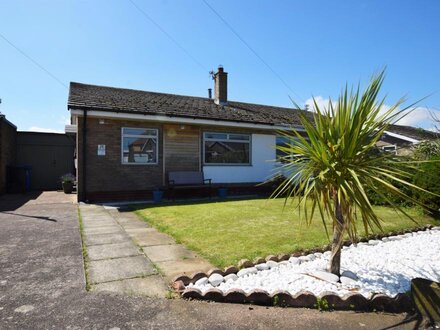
<box><xmin>172</xmin><ymin>224</ymin><xmax>438</xmax><ymax>311</ymax></box>
<box><xmin>179</xmin><ymin>287</ymin><xmax>412</xmax><ymax>312</ymax></box>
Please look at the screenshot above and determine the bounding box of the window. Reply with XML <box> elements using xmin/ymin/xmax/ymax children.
<box><xmin>382</xmin><ymin>145</ymin><xmax>397</xmax><ymax>154</ymax></box>
<box><xmin>276</xmin><ymin>135</ymin><xmax>300</xmax><ymax>161</ymax></box>
<box><xmin>204</xmin><ymin>132</ymin><xmax>251</xmax><ymax>165</ymax></box>
<box><xmin>121</xmin><ymin>128</ymin><xmax>158</xmax><ymax>164</ymax></box>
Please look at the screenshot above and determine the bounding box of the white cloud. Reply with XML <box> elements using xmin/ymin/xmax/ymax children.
<box><xmin>305</xmin><ymin>95</ymin><xmax>440</xmax><ymax>130</ymax></box>
<box><xmin>304</xmin><ymin>96</ymin><xmax>336</xmax><ymax>113</ymax></box>
<box><xmin>27</xmin><ymin>126</ymin><xmax>64</xmax><ymax>133</ymax></box>
<box><xmin>60</xmin><ymin>115</ymin><xmax>71</xmax><ymax>125</ymax></box>
<box><xmin>395</xmin><ymin>107</ymin><xmax>432</xmax><ymax>126</ymax></box>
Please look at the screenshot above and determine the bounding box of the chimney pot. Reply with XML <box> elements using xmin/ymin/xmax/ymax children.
<box><xmin>208</xmin><ymin>88</ymin><xmax>212</xmax><ymax>99</ymax></box>
<box><xmin>214</xmin><ymin>65</ymin><xmax>227</xmax><ymax>105</ymax></box>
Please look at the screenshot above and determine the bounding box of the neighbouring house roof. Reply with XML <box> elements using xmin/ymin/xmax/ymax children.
<box><xmin>0</xmin><ymin>114</ymin><xmax>17</xmax><ymax>129</ymax></box>
<box><xmin>67</xmin><ymin>82</ymin><xmax>438</xmax><ymax>142</ymax></box>
<box><xmin>385</xmin><ymin>124</ymin><xmax>439</xmax><ymax>141</ymax></box>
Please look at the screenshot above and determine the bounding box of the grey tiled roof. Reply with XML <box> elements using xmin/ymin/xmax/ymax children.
<box><xmin>68</xmin><ymin>82</ymin><xmax>309</xmax><ymax>126</ymax></box>
<box><xmin>386</xmin><ymin>124</ymin><xmax>439</xmax><ymax>141</ymax></box>
<box><xmin>68</xmin><ymin>82</ymin><xmax>438</xmax><ymax>141</ymax></box>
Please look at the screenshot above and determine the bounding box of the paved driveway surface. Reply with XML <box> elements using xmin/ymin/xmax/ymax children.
<box><xmin>0</xmin><ymin>192</ymin><xmax>418</xmax><ymax>329</ymax></box>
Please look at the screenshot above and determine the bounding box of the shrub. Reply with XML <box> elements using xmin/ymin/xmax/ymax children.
<box><xmin>60</xmin><ymin>173</ymin><xmax>75</xmax><ymax>183</ymax></box>
<box><xmin>413</xmin><ymin>139</ymin><xmax>440</xmax><ymax>160</ymax></box>
<box><xmin>366</xmin><ymin>181</ymin><xmax>414</xmax><ymax>207</ymax></box>
<box><xmin>413</xmin><ymin>155</ymin><xmax>440</xmax><ymax>216</ymax></box>
<box><xmin>366</xmin><ymin>157</ymin><xmax>415</xmax><ymax>207</ymax></box>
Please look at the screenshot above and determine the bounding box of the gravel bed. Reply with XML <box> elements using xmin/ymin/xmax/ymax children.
<box><xmin>187</xmin><ymin>227</ymin><xmax>440</xmax><ymax>298</ymax></box>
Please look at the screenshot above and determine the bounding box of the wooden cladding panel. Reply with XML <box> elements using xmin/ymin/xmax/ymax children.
<box><xmin>164</xmin><ymin>124</ymin><xmax>200</xmax><ymax>174</ymax></box>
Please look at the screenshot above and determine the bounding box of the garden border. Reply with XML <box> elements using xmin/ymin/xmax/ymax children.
<box><xmin>172</xmin><ymin>224</ymin><xmax>438</xmax><ymax>312</ymax></box>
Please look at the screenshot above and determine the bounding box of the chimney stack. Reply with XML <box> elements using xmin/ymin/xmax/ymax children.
<box><xmin>213</xmin><ymin>65</ymin><xmax>227</xmax><ymax>105</ymax></box>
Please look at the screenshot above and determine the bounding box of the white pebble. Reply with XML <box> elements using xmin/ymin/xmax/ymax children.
<box><xmin>237</xmin><ymin>267</ymin><xmax>258</xmax><ymax>277</ymax></box>
<box><xmin>189</xmin><ymin>229</ymin><xmax>440</xmax><ymax>298</ymax></box>
<box><xmin>224</xmin><ymin>274</ymin><xmax>238</xmax><ymax>282</ymax></box>
<box><xmin>266</xmin><ymin>260</ymin><xmax>278</xmax><ymax>269</ymax></box>
<box><xmin>289</xmin><ymin>257</ymin><xmax>300</xmax><ymax>265</ymax></box>
<box><xmin>255</xmin><ymin>263</ymin><xmax>270</xmax><ymax>271</ymax></box>
<box><xmin>208</xmin><ymin>273</ymin><xmax>224</xmax><ymax>287</ymax></box>
<box><xmin>195</xmin><ymin>277</ymin><xmax>208</xmax><ymax>286</ymax></box>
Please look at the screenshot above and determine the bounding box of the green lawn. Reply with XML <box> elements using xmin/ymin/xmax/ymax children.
<box><xmin>134</xmin><ymin>197</ymin><xmax>439</xmax><ymax>268</ymax></box>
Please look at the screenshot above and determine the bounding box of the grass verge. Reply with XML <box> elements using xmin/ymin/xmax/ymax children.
<box><xmin>134</xmin><ymin>197</ymin><xmax>439</xmax><ymax>268</ymax></box>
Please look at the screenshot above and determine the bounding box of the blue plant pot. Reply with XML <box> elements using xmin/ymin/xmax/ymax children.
<box><xmin>218</xmin><ymin>188</ymin><xmax>228</xmax><ymax>198</ymax></box>
<box><xmin>153</xmin><ymin>190</ymin><xmax>163</xmax><ymax>203</ymax></box>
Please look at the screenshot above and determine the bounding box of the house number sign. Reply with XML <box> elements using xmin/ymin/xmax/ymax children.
<box><xmin>97</xmin><ymin>145</ymin><xmax>106</xmax><ymax>156</ymax></box>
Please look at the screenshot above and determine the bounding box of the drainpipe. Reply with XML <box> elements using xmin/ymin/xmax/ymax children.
<box><xmin>82</xmin><ymin>109</ymin><xmax>87</xmax><ymax>202</ymax></box>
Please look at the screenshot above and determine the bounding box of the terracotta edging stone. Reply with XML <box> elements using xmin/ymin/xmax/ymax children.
<box><xmin>173</xmin><ymin>225</ymin><xmax>436</xmax><ymax>311</ymax></box>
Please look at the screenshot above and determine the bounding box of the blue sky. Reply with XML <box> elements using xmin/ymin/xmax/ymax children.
<box><xmin>1</xmin><ymin>0</ymin><xmax>439</xmax><ymax>132</ymax></box>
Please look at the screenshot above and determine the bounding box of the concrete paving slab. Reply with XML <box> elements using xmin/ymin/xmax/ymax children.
<box><xmin>119</xmin><ymin>221</ymin><xmax>151</xmax><ymax>229</ymax></box>
<box><xmin>81</xmin><ymin>210</ymin><xmax>109</xmax><ymax>215</ymax></box>
<box><xmin>117</xmin><ymin>216</ymin><xmax>150</xmax><ymax>225</ymax></box>
<box><xmin>142</xmin><ymin>244</ymin><xmax>197</xmax><ymax>263</ymax></box>
<box><xmin>82</xmin><ymin>214</ymin><xmax>112</xmax><ymax>221</ymax></box>
<box><xmin>125</xmin><ymin>227</ymin><xmax>156</xmax><ymax>235</ymax></box>
<box><xmin>132</xmin><ymin>230</ymin><xmax>175</xmax><ymax>247</ymax></box>
<box><xmin>118</xmin><ymin>212</ymin><xmax>147</xmax><ymax>221</ymax></box>
<box><xmin>156</xmin><ymin>259</ymin><xmax>213</xmax><ymax>281</ymax></box>
<box><xmin>88</xmin><ymin>242</ymin><xmax>141</xmax><ymax>261</ymax></box>
<box><xmin>91</xmin><ymin>276</ymin><xmax>168</xmax><ymax>297</ymax></box>
<box><xmin>81</xmin><ymin>217</ymin><xmax>115</xmax><ymax>225</ymax></box>
<box><xmin>89</xmin><ymin>255</ymin><xmax>156</xmax><ymax>284</ymax></box>
<box><xmin>85</xmin><ymin>233</ymin><xmax>129</xmax><ymax>246</ymax></box>
<box><xmin>84</xmin><ymin>226</ymin><xmax>123</xmax><ymax>235</ymax></box>
<box><xmin>82</xmin><ymin>222</ymin><xmax>121</xmax><ymax>229</ymax></box>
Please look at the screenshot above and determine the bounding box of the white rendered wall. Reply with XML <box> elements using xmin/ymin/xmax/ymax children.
<box><xmin>203</xmin><ymin>134</ymin><xmax>277</xmax><ymax>183</ymax></box>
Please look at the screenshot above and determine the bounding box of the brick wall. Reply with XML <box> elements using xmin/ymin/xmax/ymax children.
<box><xmin>76</xmin><ymin>117</ymin><xmax>163</xmax><ymax>201</ymax></box>
<box><xmin>75</xmin><ymin>115</ymin><xmax>296</xmax><ymax>202</ymax></box>
<box><xmin>0</xmin><ymin>118</ymin><xmax>17</xmax><ymax>194</ymax></box>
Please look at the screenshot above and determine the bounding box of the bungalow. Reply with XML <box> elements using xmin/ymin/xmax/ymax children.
<box><xmin>67</xmin><ymin>66</ymin><xmax>438</xmax><ymax>202</ymax></box>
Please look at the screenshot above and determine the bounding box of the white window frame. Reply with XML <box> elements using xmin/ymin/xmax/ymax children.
<box><xmin>121</xmin><ymin>127</ymin><xmax>159</xmax><ymax>165</ymax></box>
<box><xmin>203</xmin><ymin>132</ymin><xmax>252</xmax><ymax>166</ymax></box>
<box><xmin>382</xmin><ymin>145</ymin><xmax>397</xmax><ymax>154</ymax></box>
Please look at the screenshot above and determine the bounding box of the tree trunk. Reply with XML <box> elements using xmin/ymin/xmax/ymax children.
<box><xmin>329</xmin><ymin>195</ymin><xmax>345</xmax><ymax>276</ymax></box>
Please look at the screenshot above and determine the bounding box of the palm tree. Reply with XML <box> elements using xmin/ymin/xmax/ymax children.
<box><xmin>274</xmin><ymin>71</ymin><xmax>434</xmax><ymax>276</ymax></box>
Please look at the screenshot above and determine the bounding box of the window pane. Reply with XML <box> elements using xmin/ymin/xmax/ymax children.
<box><xmin>276</xmin><ymin>136</ymin><xmax>290</xmax><ymax>159</ymax></box>
<box><xmin>229</xmin><ymin>134</ymin><xmax>250</xmax><ymax>141</ymax></box>
<box><xmin>205</xmin><ymin>133</ymin><xmax>227</xmax><ymax>140</ymax></box>
<box><xmin>123</xmin><ymin>128</ymin><xmax>157</xmax><ymax>136</ymax></box>
<box><xmin>122</xmin><ymin>136</ymin><xmax>157</xmax><ymax>163</ymax></box>
<box><xmin>276</xmin><ymin>136</ymin><xmax>300</xmax><ymax>160</ymax></box>
<box><xmin>205</xmin><ymin>141</ymin><xmax>250</xmax><ymax>164</ymax></box>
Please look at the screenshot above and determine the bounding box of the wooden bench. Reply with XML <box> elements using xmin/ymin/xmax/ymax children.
<box><xmin>167</xmin><ymin>171</ymin><xmax>212</xmax><ymax>200</ymax></box>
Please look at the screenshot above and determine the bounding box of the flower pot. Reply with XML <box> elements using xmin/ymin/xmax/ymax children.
<box><xmin>218</xmin><ymin>188</ymin><xmax>228</xmax><ymax>198</ymax></box>
<box><xmin>153</xmin><ymin>190</ymin><xmax>163</xmax><ymax>203</ymax></box>
<box><xmin>62</xmin><ymin>181</ymin><xmax>74</xmax><ymax>194</ymax></box>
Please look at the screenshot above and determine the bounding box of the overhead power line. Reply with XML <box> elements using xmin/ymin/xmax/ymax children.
<box><xmin>128</xmin><ymin>0</ymin><xmax>208</xmax><ymax>72</ymax></box>
<box><xmin>202</xmin><ymin>0</ymin><xmax>304</xmax><ymax>103</ymax></box>
<box><xmin>0</xmin><ymin>32</ymin><xmax>67</xmax><ymax>89</ymax></box>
